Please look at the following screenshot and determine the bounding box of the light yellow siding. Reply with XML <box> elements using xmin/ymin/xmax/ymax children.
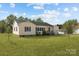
<box><xmin>13</xmin><ymin>21</ymin><xmax>19</xmax><ymax>35</ymax></box>
<box><xmin>19</xmin><ymin>21</ymin><xmax>36</xmax><ymax>35</ymax></box>
<box><xmin>13</xmin><ymin>21</ymin><xmax>59</xmax><ymax>35</ymax></box>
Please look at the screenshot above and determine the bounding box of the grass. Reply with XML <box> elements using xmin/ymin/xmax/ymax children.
<box><xmin>0</xmin><ymin>33</ymin><xmax>79</xmax><ymax>56</ymax></box>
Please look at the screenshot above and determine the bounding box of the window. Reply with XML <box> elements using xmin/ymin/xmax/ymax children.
<box><xmin>42</xmin><ymin>28</ymin><xmax>45</xmax><ymax>31</ymax></box>
<box><xmin>36</xmin><ymin>27</ymin><xmax>38</xmax><ymax>31</ymax></box>
<box><xmin>28</xmin><ymin>27</ymin><xmax>31</xmax><ymax>31</ymax></box>
<box><xmin>39</xmin><ymin>28</ymin><xmax>41</xmax><ymax>31</ymax></box>
<box><xmin>14</xmin><ymin>27</ymin><xmax>15</xmax><ymax>31</ymax></box>
<box><xmin>36</xmin><ymin>27</ymin><xmax>45</xmax><ymax>31</ymax></box>
<box><xmin>14</xmin><ymin>27</ymin><xmax>17</xmax><ymax>31</ymax></box>
<box><xmin>48</xmin><ymin>27</ymin><xmax>50</xmax><ymax>32</ymax></box>
<box><xmin>25</xmin><ymin>27</ymin><xmax>27</xmax><ymax>32</ymax></box>
<box><xmin>36</xmin><ymin>27</ymin><xmax>40</xmax><ymax>31</ymax></box>
<box><xmin>24</xmin><ymin>27</ymin><xmax>31</xmax><ymax>32</ymax></box>
<box><xmin>16</xmin><ymin>27</ymin><xmax>17</xmax><ymax>31</ymax></box>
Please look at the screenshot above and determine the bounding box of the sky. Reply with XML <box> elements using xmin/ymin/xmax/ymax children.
<box><xmin>0</xmin><ymin>3</ymin><xmax>79</xmax><ymax>25</ymax></box>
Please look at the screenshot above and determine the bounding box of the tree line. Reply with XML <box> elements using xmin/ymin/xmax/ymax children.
<box><xmin>0</xmin><ymin>14</ymin><xmax>78</xmax><ymax>34</ymax></box>
<box><xmin>0</xmin><ymin>14</ymin><xmax>44</xmax><ymax>33</ymax></box>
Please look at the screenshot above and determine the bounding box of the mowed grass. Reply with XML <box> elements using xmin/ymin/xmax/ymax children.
<box><xmin>0</xmin><ymin>33</ymin><xmax>79</xmax><ymax>56</ymax></box>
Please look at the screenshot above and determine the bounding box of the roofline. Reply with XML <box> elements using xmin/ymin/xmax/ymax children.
<box><xmin>14</xmin><ymin>20</ymin><xmax>53</xmax><ymax>27</ymax></box>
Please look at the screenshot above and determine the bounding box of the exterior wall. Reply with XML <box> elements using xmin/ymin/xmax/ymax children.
<box><xmin>49</xmin><ymin>26</ymin><xmax>54</xmax><ymax>31</ymax></box>
<box><xmin>19</xmin><ymin>21</ymin><xmax>36</xmax><ymax>35</ymax></box>
<box><xmin>53</xmin><ymin>25</ymin><xmax>59</xmax><ymax>34</ymax></box>
<box><xmin>13</xmin><ymin>21</ymin><xmax>19</xmax><ymax>35</ymax></box>
<box><xmin>13</xmin><ymin>21</ymin><xmax>58</xmax><ymax>35</ymax></box>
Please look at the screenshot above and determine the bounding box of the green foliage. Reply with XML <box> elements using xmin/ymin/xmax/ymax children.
<box><xmin>25</xmin><ymin>17</ymin><xmax>30</xmax><ymax>21</ymax></box>
<box><xmin>5</xmin><ymin>14</ymin><xmax>17</xmax><ymax>33</ymax></box>
<box><xmin>0</xmin><ymin>14</ymin><xmax>44</xmax><ymax>33</ymax></box>
<box><xmin>6</xmin><ymin>14</ymin><xmax>17</xmax><ymax>26</ymax></box>
<box><xmin>17</xmin><ymin>16</ymin><xmax>25</xmax><ymax>22</ymax></box>
<box><xmin>42</xmin><ymin>30</ymin><xmax>47</xmax><ymax>35</ymax></box>
<box><xmin>0</xmin><ymin>14</ymin><xmax>78</xmax><ymax>35</ymax></box>
<box><xmin>6</xmin><ymin>25</ymin><xmax>12</xmax><ymax>33</ymax></box>
<box><xmin>63</xmin><ymin>19</ymin><xmax>78</xmax><ymax>34</ymax></box>
<box><xmin>35</xmin><ymin>18</ymin><xmax>43</xmax><ymax>23</ymax></box>
<box><xmin>31</xmin><ymin>18</ymin><xmax>44</xmax><ymax>23</ymax></box>
<box><xmin>0</xmin><ymin>20</ymin><xmax>6</xmax><ymax>33</ymax></box>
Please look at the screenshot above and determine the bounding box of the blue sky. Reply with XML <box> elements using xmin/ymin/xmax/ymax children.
<box><xmin>0</xmin><ymin>3</ymin><xmax>79</xmax><ymax>25</ymax></box>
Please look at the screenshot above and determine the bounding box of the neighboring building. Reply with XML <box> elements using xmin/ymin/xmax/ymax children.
<box><xmin>57</xmin><ymin>24</ymin><xmax>65</xmax><ymax>34</ymax></box>
<box><xmin>73</xmin><ymin>23</ymin><xmax>79</xmax><ymax>34</ymax></box>
<box><xmin>53</xmin><ymin>25</ymin><xmax>59</xmax><ymax>35</ymax></box>
<box><xmin>57</xmin><ymin>24</ymin><xmax>79</xmax><ymax>34</ymax></box>
<box><xmin>73</xmin><ymin>29</ymin><xmax>79</xmax><ymax>34</ymax></box>
<box><xmin>13</xmin><ymin>20</ymin><xmax>59</xmax><ymax>36</ymax></box>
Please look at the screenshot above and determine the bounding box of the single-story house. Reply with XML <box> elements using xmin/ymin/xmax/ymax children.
<box><xmin>12</xmin><ymin>20</ymin><xmax>59</xmax><ymax>36</ymax></box>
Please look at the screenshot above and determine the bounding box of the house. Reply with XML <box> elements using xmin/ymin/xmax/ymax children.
<box><xmin>13</xmin><ymin>20</ymin><xmax>59</xmax><ymax>36</ymax></box>
<box><xmin>56</xmin><ymin>24</ymin><xmax>79</xmax><ymax>34</ymax></box>
<box><xmin>73</xmin><ymin>29</ymin><xmax>79</xmax><ymax>34</ymax></box>
<box><xmin>73</xmin><ymin>23</ymin><xmax>79</xmax><ymax>34</ymax></box>
<box><xmin>57</xmin><ymin>24</ymin><xmax>65</xmax><ymax>34</ymax></box>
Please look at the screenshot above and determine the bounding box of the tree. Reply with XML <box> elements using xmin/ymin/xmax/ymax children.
<box><xmin>6</xmin><ymin>14</ymin><xmax>17</xmax><ymax>26</ymax></box>
<box><xmin>25</xmin><ymin>17</ymin><xmax>29</xmax><ymax>21</ymax></box>
<box><xmin>0</xmin><ymin>20</ymin><xmax>6</xmax><ymax>33</ymax></box>
<box><xmin>5</xmin><ymin>14</ymin><xmax>17</xmax><ymax>33</ymax></box>
<box><xmin>31</xmin><ymin>19</ymin><xmax>36</xmax><ymax>22</ymax></box>
<box><xmin>36</xmin><ymin>18</ymin><xmax>43</xmax><ymax>23</ymax></box>
<box><xmin>63</xmin><ymin>19</ymin><xmax>78</xmax><ymax>34</ymax></box>
<box><xmin>17</xmin><ymin>16</ymin><xmax>25</xmax><ymax>22</ymax></box>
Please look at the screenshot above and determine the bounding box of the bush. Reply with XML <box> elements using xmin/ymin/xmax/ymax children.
<box><xmin>42</xmin><ymin>30</ymin><xmax>47</xmax><ymax>35</ymax></box>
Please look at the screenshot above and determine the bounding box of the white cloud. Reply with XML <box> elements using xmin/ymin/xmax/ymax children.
<box><xmin>26</xmin><ymin>3</ymin><xmax>44</xmax><ymax>6</ymax></box>
<box><xmin>55</xmin><ymin>3</ymin><xmax>59</xmax><ymax>6</ymax></box>
<box><xmin>26</xmin><ymin>3</ymin><xmax>44</xmax><ymax>10</ymax></box>
<box><xmin>23</xmin><ymin>12</ymin><xmax>26</xmax><ymax>16</ymax></box>
<box><xmin>0</xmin><ymin>10</ymin><xmax>8</xmax><ymax>13</ymax></box>
<box><xmin>31</xmin><ymin>10</ymin><xmax>60</xmax><ymax>25</ymax></box>
<box><xmin>31</xmin><ymin>15</ymin><xmax>40</xmax><ymax>19</ymax></box>
<box><xmin>33</xmin><ymin>5</ymin><xmax>44</xmax><ymax>10</ymax></box>
<box><xmin>72</xmin><ymin>7</ymin><xmax>78</xmax><ymax>11</ymax></box>
<box><xmin>26</xmin><ymin>3</ymin><xmax>34</xmax><ymax>7</ymax></box>
<box><xmin>31</xmin><ymin>10</ymin><xmax>60</xmax><ymax>20</ymax></box>
<box><xmin>13</xmin><ymin>12</ymin><xmax>26</xmax><ymax>17</ymax></box>
<box><xmin>0</xmin><ymin>16</ymin><xmax>7</xmax><ymax>20</ymax></box>
<box><xmin>43</xmin><ymin>10</ymin><xmax>60</xmax><ymax>19</ymax></box>
<box><xmin>64</xmin><ymin>8</ymin><xmax>69</xmax><ymax>12</ymax></box>
<box><xmin>10</xmin><ymin>3</ymin><xmax>15</xmax><ymax>8</ymax></box>
<box><xmin>13</xmin><ymin>12</ymin><xmax>18</xmax><ymax>16</ymax></box>
<box><xmin>63</xmin><ymin>12</ymin><xmax>71</xmax><ymax>18</ymax></box>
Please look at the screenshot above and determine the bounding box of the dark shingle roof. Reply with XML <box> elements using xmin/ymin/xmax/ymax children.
<box><xmin>16</xmin><ymin>20</ymin><xmax>53</xmax><ymax>27</ymax></box>
<box><xmin>16</xmin><ymin>20</ymin><xmax>28</xmax><ymax>23</ymax></box>
<box><xmin>31</xmin><ymin>21</ymin><xmax>53</xmax><ymax>26</ymax></box>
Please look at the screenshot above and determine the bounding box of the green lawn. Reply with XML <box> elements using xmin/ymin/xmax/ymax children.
<box><xmin>0</xmin><ymin>33</ymin><xmax>79</xmax><ymax>56</ymax></box>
